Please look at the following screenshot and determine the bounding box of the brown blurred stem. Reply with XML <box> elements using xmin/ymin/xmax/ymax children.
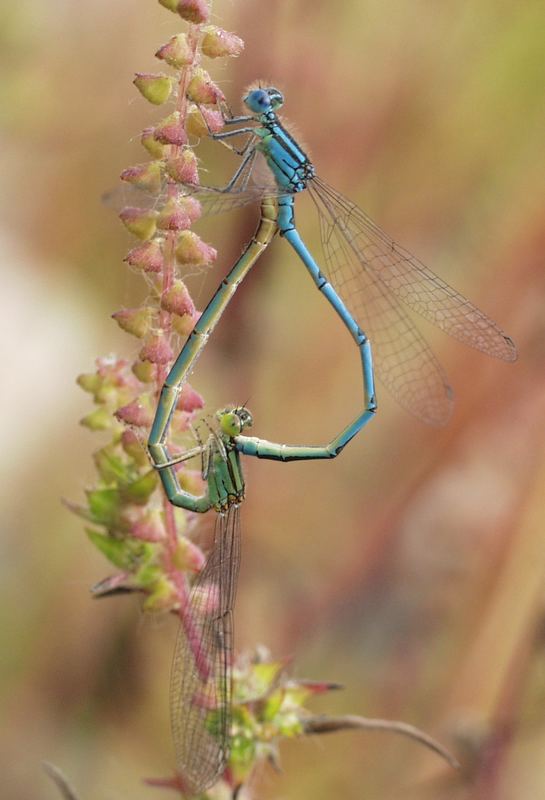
<box><xmin>302</xmin><ymin>714</ymin><xmax>460</xmax><ymax>770</ymax></box>
<box><xmin>43</xmin><ymin>762</ymin><xmax>81</xmax><ymax>800</ymax></box>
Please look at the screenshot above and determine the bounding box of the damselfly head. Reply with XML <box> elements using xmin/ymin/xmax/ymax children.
<box><xmin>217</xmin><ymin>406</ymin><xmax>253</xmax><ymax>437</ymax></box>
<box><xmin>267</xmin><ymin>87</ymin><xmax>284</xmax><ymax>109</ymax></box>
<box><xmin>235</xmin><ymin>406</ymin><xmax>253</xmax><ymax>429</ymax></box>
<box><xmin>243</xmin><ymin>85</ymin><xmax>284</xmax><ymax>114</ymax></box>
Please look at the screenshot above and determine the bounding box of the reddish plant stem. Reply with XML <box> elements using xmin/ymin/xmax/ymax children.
<box><xmin>156</xmin><ymin>27</ymin><xmax>200</xmax><ymax>389</ymax></box>
<box><xmin>156</xmin><ymin>25</ymin><xmax>203</xmax><ymax>610</ymax></box>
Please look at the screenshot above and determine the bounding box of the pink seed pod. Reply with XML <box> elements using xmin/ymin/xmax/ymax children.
<box><xmin>202</xmin><ymin>26</ymin><xmax>244</xmax><ymax>59</ymax></box>
<box><xmin>120</xmin><ymin>162</ymin><xmax>163</xmax><ymax>193</ymax></box>
<box><xmin>112</xmin><ymin>307</ymin><xmax>153</xmax><ymax>339</ymax></box>
<box><xmin>133</xmin><ymin>72</ymin><xmax>173</xmax><ymax>105</ymax></box>
<box><xmin>172</xmin><ymin>310</ymin><xmax>199</xmax><ymax>337</ymax></box>
<box><xmin>139</xmin><ymin>332</ymin><xmax>174</xmax><ymax>365</ymax></box>
<box><xmin>165</xmin><ymin>149</ymin><xmax>199</xmax><ymax>184</ymax></box>
<box><xmin>175</xmin><ymin>230</ymin><xmax>217</xmax><ymax>266</ymax></box>
<box><xmin>131</xmin><ymin>509</ymin><xmax>167</xmax><ymax>542</ymax></box>
<box><xmin>186</xmin><ymin>68</ymin><xmax>224</xmax><ymax>105</ymax></box>
<box><xmin>115</xmin><ymin>397</ymin><xmax>153</xmax><ymax>427</ymax></box>
<box><xmin>155</xmin><ymin>33</ymin><xmax>194</xmax><ymax>68</ymax></box>
<box><xmin>174</xmin><ymin>535</ymin><xmax>206</xmax><ymax>572</ymax></box>
<box><xmin>161</xmin><ymin>280</ymin><xmax>196</xmax><ymax>316</ymax></box>
<box><xmin>121</xmin><ymin>429</ymin><xmax>149</xmax><ymax>464</ymax></box>
<box><xmin>154</xmin><ymin>112</ymin><xmax>188</xmax><ymax>147</ymax></box>
<box><xmin>125</xmin><ymin>240</ymin><xmax>164</xmax><ymax>273</ymax></box>
<box><xmin>119</xmin><ymin>207</ymin><xmax>157</xmax><ymax>241</ymax></box>
<box><xmin>157</xmin><ymin>197</ymin><xmax>193</xmax><ymax>231</ymax></box>
<box><xmin>176</xmin><ymin>383</ymin><xmax>204</xmax><ymax>412</ymax></box>
<box><xmin>141</xmin><ymin>127</ymin><xmax>166</xmax><ymax>158</ymax></box>
<box><xmin>186</xmin><ymin>104</ymin><xmax>225</xmax><ymax>138</ymax></box>
<box><xmin>171</xmin><ymin>409</ymin><xmax>193</xmax><ymax>432</ymax></box>
<box><xmin>95</xmin><ymin>356</ymin><xmax>138</xmax><ymax>390</ymax></box>
<box><xmin>131</xmin><ymin>359</ymin><xmax>156</xmax><ymax>384</ymax></box>
<box><xmin>177</xmin><ymin>0</ymin><xmax>210</xmax><ymax>24</ymax></box>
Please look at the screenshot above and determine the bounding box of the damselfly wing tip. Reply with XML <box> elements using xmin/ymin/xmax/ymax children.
<box><xmin>503</xmin><ymin>335</ymin><xmax>518</xmax><ymax>363</ymax></box>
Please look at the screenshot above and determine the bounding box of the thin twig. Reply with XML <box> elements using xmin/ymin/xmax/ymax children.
<box><xmin>43</xmin><ymin>762</ymin><xmax>81</xmax><ymax>800</ymax></box>
<box><xmin>302</xmin><ymin>714</ymin><xmax>460</xmax><ymax>770</ymax></box>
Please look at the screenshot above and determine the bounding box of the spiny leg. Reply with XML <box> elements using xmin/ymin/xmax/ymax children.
<box><xmin>155</xmin><ymin>443</ymin><xmax>207</xmax><ymax>469</ymax></box>
<box><xmin>189</xmin><ymin>420</ymin><xmax>211</xmax><ymax>479</ymax></box>
<box><xmin>196</xmin><ymin>103</ymin><xmax>258</xmax><ymax>185</ymax></box>
<box><xmin>215</xmin><ymin>96</ymin><xmax>253</xmax><ymax>125</ymax></box>
<box><xmin>203</xmin><ymin>100</ymin><xmax>257</xmax><ymax>158</ymax></box>
<box><xmin>220</xmin><ymin>148</ymin><xmax>257</xmax><ymax>193</ymax></box>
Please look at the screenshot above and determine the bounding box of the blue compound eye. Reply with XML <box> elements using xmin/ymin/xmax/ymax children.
<box><xmin>244</xmin><ymin>89</ymin><xmax>271</xmax><ymax>113</ymax></box>
<box><xmin>254</xmin><ymin>90</ymin><xmax>268</xmax><ymax>106</ymax></box>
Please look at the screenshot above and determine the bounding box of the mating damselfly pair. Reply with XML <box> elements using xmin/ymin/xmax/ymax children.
<box><xmin>146</xmin><ymin>85</ymin><xmax>516</xmax><ymax>795</ymax></box>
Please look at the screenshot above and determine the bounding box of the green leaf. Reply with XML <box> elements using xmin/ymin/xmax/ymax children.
<box><xmin>86</xmin><ymin>487</ymin><xmax>122</xmax><ymax>526</ymax></box>
<box><xmin>135</xmin><ymin>561</ymin><xmax>162</xmax><ymax>588</ymax></box>
<box><xmin>262</xmin><ymin>688</ymin><xmax>284</xmax><ymax>721</ymax></box>
<box><xmin>252</xmin><ymin>660</ymin><xmax>285</xmax><ymax>691</ymax></box>
<box><xmin>141</xmin><ymin>574</ymin><xmax>177</xmax><ymax>612</ymax></box>
<box><xmin>276</xmin><ymin>710</ymin><xmax>303</xmax><ymax>738</ymax></box>
<box><xmin>80</xmin><ymin>407</ymin><xmax>113</xmax><ymax>431</ymax></box>
<box><xmin>63</xmin><ymin>498</ymin><xmax>95</xmax><ymax>523</ymax></box>
<box><xmin>94</xmin><ymin>446</ymin><xmax>132</xmax><ymax>484</ymax></box>
<box><xmin>122</xmin><ymin>469</ymin><xmax>158</xmax><ymax>504</ymax></box>
<box><xmin>235</xmin><ymin>659</ymin><xmax>286</xmax><ymax>703</ymax></box>
<box><xmin>86</xmin><ymin>528</ymin><xmax>132</xmax><ymax>568</ymax></box>
<box><xmin>158</xmin><ymin>0</ymin><xmax>179</xmax><ymax>14</ymax></box>
<box><xmin>76</xmin><ymin>372</ymin><xmax>101</xmax><ymax>394</ymax></box>
<box><xmin>230</xmin><ymin>730</ymin><xmax>256</xmax><ymax>770</ymax></box>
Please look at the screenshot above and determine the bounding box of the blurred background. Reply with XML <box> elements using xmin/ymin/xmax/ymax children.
<box><xmin>2</xmin><ymin>1</ymin><xmax>545</xmax><ymax>798</ymax></box>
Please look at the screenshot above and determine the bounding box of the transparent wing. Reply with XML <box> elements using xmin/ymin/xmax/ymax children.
<box><xmin>104</xmin><ymin>182</ymin><xmax>270</xmax><ymax>216</ymax></box>
<box><xmin>179</xmin><ymin>182</ymin><xmax>281</xmax><ymax>216</ymax></box>
<box><xmin>104</xmin><ymin>152</ymin><xmax>281</xmax><ymax>218</ymax></box>
<box><xmin>309</xmin><ymin>177</ymin><xmax>516</xmax><ymax>425</ymax></box>
<box><xmin>170</xmin><ymin>504</ymin><xmax>241</xmax><ymax>795</ymax></box>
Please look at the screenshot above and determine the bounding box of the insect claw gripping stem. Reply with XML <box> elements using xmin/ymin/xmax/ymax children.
<box><xmin>210</xmin><ymin>127</ymin><xmax>257</xmax><ymax>162</ymax></box>
<box><xmin>202</xmin><ymin>99</ymin><xmax>255</xmax><ymax>156</ymax></box>
<box><xmin>215</xmin><ymin>97</ymin><xmax>254</xmax><ymax>125</ymax></box>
